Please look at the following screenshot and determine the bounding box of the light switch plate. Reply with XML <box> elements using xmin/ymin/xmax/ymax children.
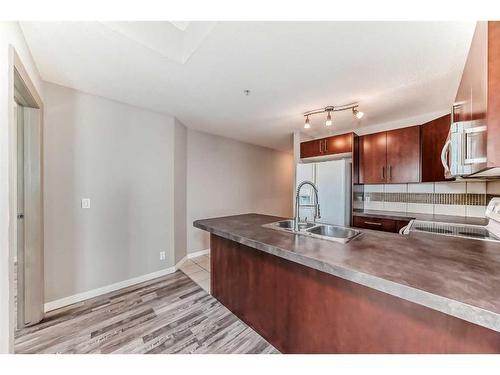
<box><xmin>81</xmin><ymin>198</ymin><xmax>91</xmax><ymax>209</ymax></box>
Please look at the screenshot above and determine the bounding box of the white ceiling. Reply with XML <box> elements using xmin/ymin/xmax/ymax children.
<box><xmin>20</xmin><ymin>21</ymin><xmax>476</xmax><ymax>152</ymax></box>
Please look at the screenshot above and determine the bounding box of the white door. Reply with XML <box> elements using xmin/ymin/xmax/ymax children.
<box><xmin>16</xmin><ymin>103</ymin><xmax>25</xmax><ymax>328</ymax></box>
<box><xmin>17</xmin><ymin>107</ymin><xmax>44</xmax><ymax>327</ymax></box>
<box><xmin>315</xmin><ymin>159</ymin><xmax>351</xmax><ymax>226</ymax></box>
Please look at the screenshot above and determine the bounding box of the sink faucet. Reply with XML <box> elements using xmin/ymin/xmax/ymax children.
<box><xmin>294</xmin><ymin>180</ymin><xmax>321</xmax><ymax>231</ymax></box>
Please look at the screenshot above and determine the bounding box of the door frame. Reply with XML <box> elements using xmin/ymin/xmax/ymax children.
<box><xmin>6</xmin><ymin>46</ymin><xmax>44</xmax><ymax>352</ymax></box>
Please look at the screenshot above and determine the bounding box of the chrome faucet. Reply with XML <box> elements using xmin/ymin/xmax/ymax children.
<box><xmin>294</xmin><ymin>181</ymin><xmax>321</xmax><ymax>231</ymax></box>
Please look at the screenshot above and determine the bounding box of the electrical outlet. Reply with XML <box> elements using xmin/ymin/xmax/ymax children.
<box><xmin>159</xmin><ymin>251</ymin><xmax>166</xmax><ymax>261</ymax></box>
<box><xmin>81</xmin><ymin>198</ymin><xmax>91</xmax><ymax>209</ymax></box>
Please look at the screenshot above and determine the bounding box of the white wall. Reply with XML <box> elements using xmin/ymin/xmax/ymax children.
<box><xmin>186</xmin><ymin>129</ymin><xmax>294</xmax><ymax>254</ymax></box>
<box><xmin>0</xmin><ymin>22</ymin><xmax>43</xmax><ymax>353</ymax></box>
<box><xmin>43</xmin><ymin>82</ymin><xmax>180</xmax><ymax>303</ymax></box>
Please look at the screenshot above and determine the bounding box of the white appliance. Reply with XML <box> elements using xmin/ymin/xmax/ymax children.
<box><xmin>295</xmin><ymin>159</ymin><xmax>351</xmax><ymax>227</ymax></box>
<box><xmin>441</xmin><ymin>120</ymin><xmax>488</xmax><ymax>178</ymax></box>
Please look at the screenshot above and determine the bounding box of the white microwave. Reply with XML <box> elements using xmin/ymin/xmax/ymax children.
<box><xmin>441</xmin><ymin>120</ymin><xmax>487</xmax><ymax>178</ymax></box>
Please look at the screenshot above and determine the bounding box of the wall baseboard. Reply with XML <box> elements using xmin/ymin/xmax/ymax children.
<box><xmin>44</xmin><ymin>260</ymin><xmax>186</xmax><ymax>312</ymax></box>
<box><xmin>187</xmin><ymin>248</ymin><xmax>210</xmax><ymax>259</ymax></box>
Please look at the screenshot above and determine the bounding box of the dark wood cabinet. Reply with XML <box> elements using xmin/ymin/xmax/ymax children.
<box><xmin>359</xmin><ymin>132</ymin><xmax>387</xmax><ymax>184</ymax></box>
<box><xmin>454</xmin><ymin>22</ymin><xmax>487</xmax><ymax>124</ymax></box>
<box><xmin>453</xmin><ymin>22</ymin><xmax>500</xmax><ymax>170</ymax></box>
<box><xmin>211</xmin><ymin>234</ymin><xmax>500</xmax><ymax>353</ymax></box>
<box><xmin>488</xmin><ymin>21</ymin><xmax>500</xmax><ymax>168</ymax></box>
<box><xmin>324</xmin><ymin>133</ymin><xmax>353</xmax><ymax>155</ymax></box>
<box><xmin>386</xmin><ymin>126</ymin><xmax>420</xmax><ymax>183</ymax></box>
<box><xmin>352</xmin><ymin>215</ymin><xmax>410</xmax><ymax>233</ymax></box>
<box><xmin>359</xmin><ymin>127</ymin><xmax>420</xmax><ymax>184</ymax></box>
<box><xmin>353</xmin><ymin>215</ymin><xmax>395</xmax><ymax>232</ymax></box>
<box><xmin>300</xmin><ymin>133</ymin><xmax>353</xmax><ymax>159</ymax></box>
<box><xmin>300</xmin><ymin>139</ymin><xmax>322</xmax><ymax>159</ymax></box>
<box><xmin>420</xmin><ymin>114</ymin><xmax>451</xmax><ymax>182</ymax></box>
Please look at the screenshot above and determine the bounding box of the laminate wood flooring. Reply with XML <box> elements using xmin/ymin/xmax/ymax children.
<box><xmin>14</xmin><ymin>270</ymin><xmax>278</xmax><ymax>354</ymax></box>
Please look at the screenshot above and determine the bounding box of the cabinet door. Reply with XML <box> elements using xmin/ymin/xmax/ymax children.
<box><xmin>488</xmin><ymin>21</ymin><xmax>500</xmax><ymax>168</ymax></box>
<box><xmin>386</xmin><ymin>126</ymin><xmax>420</xmax><ymax>183</ymax></box>
<box><xmin>359</xmin><ymin>132</ymin><xmax>387</xmax><ymax>184</ymax></box>
<box><xmin>300</xmin><ymin>139</ymin><xmax>323</xmax><ymax>158</ymax></box>
<box><xmin>324</xmin><ymin>133</ymin><xmax>353</xmax><ymax>155</ymax></box>
<box><xmin>421</xmin><ymin>115</ymin><xmax>451</xmax><ymax>182</ymax></box>
<box><xmin>352</xmin><ymin>216</ymin><xmax>396</xmax><ymax>232</ymax></box>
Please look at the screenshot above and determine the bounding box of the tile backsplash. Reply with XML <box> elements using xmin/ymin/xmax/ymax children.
<box><xmin>355</xmin><ymin>181</ymin><xmax>500</xmax><ymax>218</ymax></box>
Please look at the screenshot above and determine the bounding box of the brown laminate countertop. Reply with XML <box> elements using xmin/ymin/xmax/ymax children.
<box><xmin>194</xmin><ymin>213</ymin><xmax>500</xmax><ymax>333</ymax></box>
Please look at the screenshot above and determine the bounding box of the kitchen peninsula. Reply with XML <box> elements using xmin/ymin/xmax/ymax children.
<box><xmin>194</xmin><ymin>213</ymin><xmax>500</xmax><ymax>353</ymax></box>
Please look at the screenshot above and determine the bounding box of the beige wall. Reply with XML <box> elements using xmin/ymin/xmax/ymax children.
<box><xmin>173</xmin><ymin>119</ymin><xmax>187</xmax><ymax>264</ymax></box>
<box><xmin>0</xmin><ymin>22</ymin><xmax>43</xmax><ymax>353</ymax></box>
<box><xmin>186</xmin><ymin>128</ymin><xmax>294</xmax><ymax>254</ymax></box>
<box><xmin>42</xmin><ymin>82</ymin><xmax>293</xmax><ymax>306</ymax></box>
<box><xmin>3</xmin><ymin>53</ymin><xmax>293</xmax><ymax>347</ymax></box>
<box><xmin>43</xmin><ymin>82</ymin><xmax>179</xmax><ymax>303</ymax></box>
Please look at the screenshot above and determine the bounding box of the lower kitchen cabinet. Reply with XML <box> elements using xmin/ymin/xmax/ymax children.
<box><xmin>353</xmin><ymin>215</ymin><xmax>410</xmax><ymax>233</ymax></box>
<box><xmin>210</xmin><ymin>234</ymin><xmax>500</xmax><ymax>353</ymax></box>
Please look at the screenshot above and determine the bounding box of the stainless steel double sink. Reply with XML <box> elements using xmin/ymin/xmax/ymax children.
<box><xmin>263</xmin><ymin>219</ymin><xmax>361</xmax><ymax>244</ymax></box>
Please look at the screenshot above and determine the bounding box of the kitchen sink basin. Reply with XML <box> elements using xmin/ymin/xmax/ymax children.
<box><xmin>306</xmin><ymin>225</ymin><xmax>359</xmax><ymax>240</ymax></box>
<box><xmin>263</xmin><ymin>220</ymin><xmax>361</xmax><ymax>244</ymax></box>
<box><xmin>271</xmin><ymin>220</ymin><xmax>316</xmax><ymax>231</ymax></box>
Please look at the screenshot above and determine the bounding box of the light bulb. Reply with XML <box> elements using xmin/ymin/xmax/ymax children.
<box><xmin>325</xmin><ymin>111</ymin><xmax>332</xmax><ymax>126</ymax></box>
<box><xmin>353</xmin><ymin>108</ymin><xmax>364</xmax><ymax>119</ymax></box>
<box><xmin>304</xmin><ymin>116</ymin><xmax>311</xmax><ymax>129</ymax></box>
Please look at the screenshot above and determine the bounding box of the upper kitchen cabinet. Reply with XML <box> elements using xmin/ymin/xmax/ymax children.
<box><xmin>359</xmin><ymin>132</ymin><xmax>387</xmax><ymax>184</ymax></box>
<box><xmin>324</xmin><ymin>133</ymin><xmax>353</xmax><ymax>155</ymax></box>
<box><xmin>300</xmin><ymin>139</ymin><xmax>323</xmax><ymax>159</ymax></box>
<box><xmin>488</xmin><ymin>22</ymin><xmax>500</xmax><ymax>168</ymax></box>
<box><xmin>386</xmin><ymin>126</ymin><xmax>420</xmax><ymax>183</ymax></box>
<box><xmin>420</xmin><ymin>114</ymin><xmax>451</xmax><ymax>182</ymax></box>
<box><xmin>453</xmin><ymin>22</ymin><xmax>488</xmax><ymax>124</ymax></box>
<box><xmin>452</xmin><ymin>21</ymin><xmax>500</xmax><ymax>175</ymax></box>
<box><xmin>300</xmin><ymin>133</ymin><xmax>353</xmax><ymax>159</ymax></box>
<box><xmin>360</xmin><ymin>126</ymin><xmax>420</xmax><ymax>184</ymax></box>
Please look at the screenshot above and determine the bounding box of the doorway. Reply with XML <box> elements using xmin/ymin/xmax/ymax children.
<box><xmin>12</xmin><ymin>56</ymin><xmax>44</xmax><ymax>331</ymax></box>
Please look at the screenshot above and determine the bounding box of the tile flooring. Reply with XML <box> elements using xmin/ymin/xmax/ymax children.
<box><xmin>179</xmin><ymin>254</ymin><xmax>211</xmax><ymax>294</ymax></box>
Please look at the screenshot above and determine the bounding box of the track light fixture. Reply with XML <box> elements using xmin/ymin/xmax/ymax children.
<box><xmin>325</xmin><ymin>108</ymin><xmax>333</xmax><ymax>126</ymax></box>
<box><xmin>353</xmin><ymin>107</ymin><xmax>364</xmax><ymax>119</ymax></box>
<box><xmin>304</xmin><ymin>115</ymin><xmax>311</xmax><ymax>129</ymax></box>
<box><xmin>303</xmin><ymin>103</ymin><xmax>363</xmax><ymax>129</ymax></box>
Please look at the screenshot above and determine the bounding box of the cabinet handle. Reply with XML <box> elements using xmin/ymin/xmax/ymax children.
<box><xmin>381</xmin><ymin>166</ymin><xmax>385</xmax><ymax>180</ymax></box>
<box><xmin>319</xmin><ymin>140</ymin><xmax>323</xmax><ymax>154</ymax></box>
<box><xmin>388</xmin><ymin>165</ymin><xmax>392</xmax><ymax>180</ymax></box>
<box><xmin>364</xmin><ymin>221</ymin><xmax>382</xmax><ymax>226</ymax></box>
<box><xmin>324</xmin><ymin>140</ymin><xmax>328</xmax><ymax>153</ymax></box>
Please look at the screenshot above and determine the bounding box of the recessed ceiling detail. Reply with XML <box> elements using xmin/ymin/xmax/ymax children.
<box><xmin>20</xmin><ymin>21</ymin><xmax>476</xmax><ymax>151</ymax></box>
<box><xmin>99</xmin><ymin>21</ymin><xmax>216</xmax><ymax>64</ymax></box>
<box><xmin>170</xmin><ymin>21</ymin><xmax>191</xmax><ymax>32</ymax></box>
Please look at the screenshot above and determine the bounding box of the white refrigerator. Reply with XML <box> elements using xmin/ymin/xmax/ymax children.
<box><xmin>295</xmin><ymin>159</ymin><xmax>352</xmax><ymax>227</ymax></box>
